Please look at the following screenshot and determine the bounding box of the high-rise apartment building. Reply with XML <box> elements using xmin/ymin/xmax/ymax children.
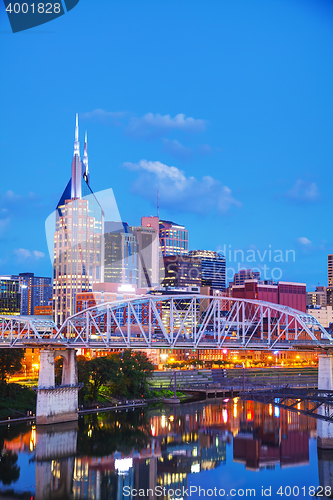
<box><xmin>327</xmin><ymin>255</ymin><xmax>333</xmax><ymax>307</ymax></box>
<box><xmin>104</xmin><ymin>221</ymin><xmax>138</xmax><ymax>285</ymax></box>
<box><xmin>188</xmin><ymin>250</ymin><xmax>226</xmax><ymax>290</ymax></box>
<box><xmin>159</xmin><ymin>220</ymin><xmax>188</xmax><ymax>257</ymax></box>
<box><xmin>0</xmin><ymin>276</ymin><xmax>21</xmax><ymax>315</ymax></box>
<box><xmin>17</xmin><ymin>273</ymin><xmax>52</xmax><ymax>315</ymax></box>
<box><xmin>53</xmin><ymin>115</ymin><xmax>104</xmax><ymax>325</ymax></box>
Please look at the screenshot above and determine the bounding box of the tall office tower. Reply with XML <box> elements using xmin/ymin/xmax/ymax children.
<box><xmin>131</xmin><ymin>222</ymin><xmax>160</xmax><ymax>288</ymax></box>
<box><xmin>159</xmin><ymin>220</ymin><xmax>188</xmax><ymax>257</ymax></box>
<box><xmin>53</xmin><ymin>115</ymin><xmax>104</xmax><ymax>325</ymax></box>
<box><xmin>232</xmin><ymin>269</ymin><xmax>260</xmax><ymax>286</ymax></box>
<box><xmin>104</xmin><ymin>221</ymin><xmax>138</xmax><ymax>285</ymax></box>
<box><xmin>163</xmin><ymin>255</ymin><xmax>202</xmax><ymax>288</ymax></box>
<box><xmin>188</xmin><ymin>250</ymin><xmax>226</xmax><ymax>290</ymax></box>
<box><xmin>328</xmin><ymin>255</ymin><xmax>333</xmax><ymax>307</ymax></box>
<box><xmin>17</xmin><ymin>273</ymin><xmax>52</xmax><ymax>315</ymax></box>
<box><xmin>0</xmin><ymin>276</ymin><xmax>21</xmax><ymax>315</ymax></box>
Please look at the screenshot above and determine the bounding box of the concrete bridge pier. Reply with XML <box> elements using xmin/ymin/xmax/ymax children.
<box><xmin>317</xmin><ymin>355</ymin><xmax>333</xmax><ymax>449</ymax></box>
<box><xmin>36</xmin><ymin>349</ymin><xmax>80</xmax><ymax>425</ymax></box>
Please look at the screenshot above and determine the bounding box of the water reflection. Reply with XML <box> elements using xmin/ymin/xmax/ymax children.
<box><xmin>0</xmin><ymin>400</ymin><xmax>321</xmax><ymax>499</ymax></box>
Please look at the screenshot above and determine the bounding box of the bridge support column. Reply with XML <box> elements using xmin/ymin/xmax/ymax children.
<box><xmin>317</xmin><ymin>355</ymin><xmax>333</xmax><ymax>448</ymax></box>
<box><xmin>318</xmin><ymin>355</ymin><xmax>333</xmax><ymax>391</ymax></box>
<box><xmin>36</xmin><ymin>349</ymin><xmax>80</xmax><ymax>425</ymax></box>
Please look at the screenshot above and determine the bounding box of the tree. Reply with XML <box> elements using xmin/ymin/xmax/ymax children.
<box><xmin>0</xmin><ymin>349</ymin><xmax>24</xmax><ymax>384</ymax></box>
<box><xmin>86</xmin><ymin>355</ymin><xmax>120</xmax><ymax>401</ymax></box>
<box><xmin>120</xmin><ymin>350</ymin><xmax>154</xmax><ymax>398</ymax></box>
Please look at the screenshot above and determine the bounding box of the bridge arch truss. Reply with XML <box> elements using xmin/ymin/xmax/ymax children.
<box><xmin>0</xmin><ymin>295</ymin><xmax>331</xmax><ymax>350</ymax></box>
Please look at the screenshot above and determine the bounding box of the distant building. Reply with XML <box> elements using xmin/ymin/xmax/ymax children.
<box><xmin>53</xmin><ymin>115</ymin><xmax>104</xmax><ymax>325</ymax></box>
<box><xmin>188</xmin><ymin>250</ymin><xmax>226</xmax><ymax>290</ymax></box>
<box><xmin>104</xmin><ymin>222</ymin><xmax>138</xmax><ymax>285</ymax></box>
<box><xmin>131</xmin><ymin>221</ymin><xmax>160</xmax><ymax>289</ymax></box>
<box><xmin>16</xmin><ymin>273</ymin><xmax>52</xmax><ymax>315</ymax></box>
<box><xmin>329</xmin><ymin>255</ymin><xmax>333</xmax><ymax>289</ymax></box>
<box><xmin>34</xmin><ymin>305</ymin><xmax>53</xmax><ymax>316</ymax></box>
<box><xmin>0</xmin><ymin>276</ymin><xmax>20</xmax><ymax>315</ymax></box>
<box><xmin>159</xmin><ymin>220</ymin><xmax>188</xmax><ymax>257</ymax></box>
<box><xmin>163</xmin><ymin>255</ymin><xmax>201</xmax><ymax>288</ymax></box>
<box><xmin>328</xmin><ymin>255</ymin><xmax>333</xmax><ymax>306</ymax></box>
<box><xmin>307</xmin><ymin>306</ymin><xmax>333</xmax><ymax>329</ymax></box>
<box><xmin>231</xmin><ymin>280</ymin><xmax>306</xmax><ymax>312</ymax></box>
<box><xmin>307</xmin><ymin>286</ymin><xmax>327</xmax><ymax>308</ymax></box>
<box><xmin>232</xmin><ymin>269</ymin><xmax>260</xmax><ymax>286</ymax></box>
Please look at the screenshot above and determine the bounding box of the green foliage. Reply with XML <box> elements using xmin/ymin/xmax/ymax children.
<box><xmin>0</xmin><ymin>349</ymin><xmax>24</xmax><ymax>384</ymax></box>
<box><xmin>54</xmin><ymin>357</ymin><xmax>63</xmax><ymax>385</ymax></box>
<box><xmin>78</xmin><ymin>350</ymin><xmax>155</xmax><ymax>403</ymax></box>
<box><xmin>0</xmin><ymin>383</ymin><xmax>36</xmax><ymax>420</ymax></box>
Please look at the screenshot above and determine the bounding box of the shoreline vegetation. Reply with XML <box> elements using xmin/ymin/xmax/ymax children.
<box><xmin>0</xmin><ymin>350</ymin><xmax>191</xmax><ymax>423</ymax></box>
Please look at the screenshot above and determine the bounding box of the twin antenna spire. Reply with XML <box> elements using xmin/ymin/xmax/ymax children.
<box><xmin>74</xmin><ymin>113</ymin><xmax>89</xmax><ymax>182</ymax></box>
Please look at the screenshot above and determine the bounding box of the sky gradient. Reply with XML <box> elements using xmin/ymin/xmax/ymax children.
<box><xmin>0</xmin><ymin>0</ymin><xmax>332</xmax><ymax>288</ymax></box>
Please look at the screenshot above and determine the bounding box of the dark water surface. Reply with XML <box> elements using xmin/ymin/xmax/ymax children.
<box><xmin>0</xmin><ymin>399</ymin><xmax>331</xmax><ymax>500</ymax></box>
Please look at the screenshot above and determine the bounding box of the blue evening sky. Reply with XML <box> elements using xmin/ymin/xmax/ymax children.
<box><xmin>0</xmin><ymin>0</ymin><xmax>332</xmax><ymax>288</ymax></box>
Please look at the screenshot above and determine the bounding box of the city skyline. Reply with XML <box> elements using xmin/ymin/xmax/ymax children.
<box><xmin>0</xmin><ymin>0</ymin><xmax>332</xmax><ymax>289</ymax></box>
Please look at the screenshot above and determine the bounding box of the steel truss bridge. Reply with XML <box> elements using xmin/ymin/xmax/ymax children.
<box><xmin>242</xmin><ymin>388</ymin><xmax>333</xmax><ymax>422</ymax></box>
<box><xmin>0</xmin><ymin>295</ymin><xmax>332</xmax><ymax>350</ymax></box>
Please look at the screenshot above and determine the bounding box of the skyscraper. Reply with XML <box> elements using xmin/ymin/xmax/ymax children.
<box><xmin>188</xmin><ymin>250</ymin><xmax>226</xmax><ymax>290</ymax></box>
<box><xmin>159</xmin><ymin>220</ymin><xmax>189</xmax><ymax>257</ymax></box>
<box><xmin>328</xmin><ymin>255</ymin><xmax>333</xmax><ymax>307</ymax></box>
<box><xmin>53</xmin><ymin>115</ymin><xmax>104</xmax><ymax>325</ymax></box>
<box><xmin>104</xmin><ymin>221</ymin><xmax>138</xmax><ymax>285</ymax></box>
<box><xmin>17</xmin><ymin>273</ymin><xmax>52</xmax><ymax>315</ymax></box>
<box><xmin>0</xmin><ymin>276</ymin><xmax>21</xmax><ymax>315</ymax></box>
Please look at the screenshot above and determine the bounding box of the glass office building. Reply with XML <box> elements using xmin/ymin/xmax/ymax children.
<box><xmin>188</xmin><ymin>250</ymin><xmax>226</xmax><ymax>290</ymax></box>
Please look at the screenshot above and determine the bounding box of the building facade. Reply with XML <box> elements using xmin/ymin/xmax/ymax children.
<box><xmin>0</xmin><ymin>276</ymin><xmax>21</xmax><ymax>315</ymax></box>
<box><xmin>188</xmin><ymin>250</ymin><xmax>226</xmax><ymax>290</ymax></box>
<box><xmin>307</xmin><ymin>286</ymin><xmax>327</xmax><ymax>308</ymax></box>
<box><xmin>328</xmin><ymin>255</ymin><xmax>333</xmax><ymax>306</ymax></box>
<box><xmin>17</xmin><ymin>273</ymin><xmax>52</xmax><ymax>315</ymax></box>
<box><xmin>104</xmin><ymin>221</ymin><xmax>138</xmax><ymax>285</ymax></box>
<box><xmin>232</xmin><ymin>269</ymin><xmax>261</xmax><ymax>286</ymax></box>
<box><xmin>159</xmin><ymin>220</ymin><xmax>188</xmax><ymax>257</ymax></box>
<box><xmin>163</xmin><ymin>255</ymin><xmax>202</xmax><ymax>288</ymax></box>
<box><xmin>231</xmin><ymin>280</ymin><xmax>307</xmax><ymax>312</ymax></box>
<box><xmin>53</xmin><ymin>115</ymin><xmax>104</xmax><ymax>325</ymax></box>
<box><xmin>131</xmin><ymin>222</ymin><xmax>160</xmax><ymax>289</ymax></box>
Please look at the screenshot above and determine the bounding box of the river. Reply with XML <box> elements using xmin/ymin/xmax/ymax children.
<box><xmin>0</xmin><ymin>399</ymin><xmax>330</xmax><ymax>500</ymax></box>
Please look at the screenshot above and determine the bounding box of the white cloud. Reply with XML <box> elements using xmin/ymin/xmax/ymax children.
<box><xmin>33</xmin><ymin>250</ymin><xmax>45</xmax><ymax>259</ymax></box>
<box><xmin>13</xmin><ymin>248</ymin><xmax>32</xmax><ymax>260</ymax></box>
<box><xmin>297</xmin><ymin>237</ymin><xmax>312</xmax><ymax>245</ymax></box>
<box><xmin>13</xmin><ymin>248</ymin><xmax>45</xmax><ymax>261</ymax></box>
<box><xmin>123</xmin><ymin>159</ymin><xmax>241</xmax><ymax>215</ymax></box>
<box><xmin>286</xmin><ymin>180</ymin><xmax>319</xmax><ymax>202</ymax></box>
<box><xmin>126</xmin><ymin>113</ymin><xmax>207</xmax><ymax>139</ymax></box>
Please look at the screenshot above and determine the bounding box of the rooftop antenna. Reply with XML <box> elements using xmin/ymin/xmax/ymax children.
<box><xmin>157</xmin><ymin>189</ymin><xmax>159</xmax><ymax>219</ymax></box>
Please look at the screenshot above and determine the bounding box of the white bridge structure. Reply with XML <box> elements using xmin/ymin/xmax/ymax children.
<box><xmin>0</xmin><ymin>294</ymin><xmax>331</xmax><ymax>350</ymax></box>
<box><xmin>0</xmin><ymin>294</ymin><xmax>333</xmax><ymax>426</ymax></box>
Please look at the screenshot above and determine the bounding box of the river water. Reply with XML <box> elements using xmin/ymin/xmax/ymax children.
<box><xmin>0</xmin><ymin>399</ymin><xmax>331</xmax><ymax>500</ymax></box>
